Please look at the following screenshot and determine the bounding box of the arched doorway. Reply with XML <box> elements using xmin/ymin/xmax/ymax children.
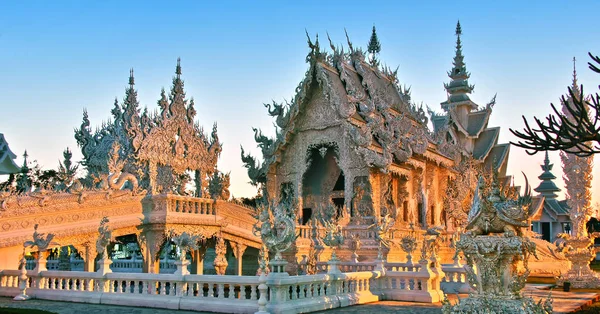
<box><xmin>301</xmin><ymin>143</ymin><xmax>343</xmax><ymax>223</ymax></box>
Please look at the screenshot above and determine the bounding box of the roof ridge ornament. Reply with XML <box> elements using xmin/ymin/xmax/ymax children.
<box><xmin>129</xmin><ymin>68</ymin><xmax>134</xmax><ymax>87</ymax></box>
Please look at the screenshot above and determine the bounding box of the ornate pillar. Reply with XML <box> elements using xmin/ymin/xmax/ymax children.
<box><xmin>191</xmin><ymin>244</ymin><xmax>208</xmax><ymax>275</ymax></box>
<box><xmin>138</xmin><ymin>229</ymin><xmax>166</xmax><ymax>274</ymax></box>
<box><xmin>213</xmin><ymin>237</ymin><xmax>228</xmax><ymax>275</ymax></box>
<box><xmin>369</xmin><ymin>171</ymin><xmax>381</xmax><ymax>218</ymax></box>
<box><xmin>73</xmin><ymin>242</ymin><xmax>97</xmax><ymax>272</ymax></box>
<box><xmin>230</xmin><ymin>242</ymin><xmax>247</xmax><ymax>276</ymax></box>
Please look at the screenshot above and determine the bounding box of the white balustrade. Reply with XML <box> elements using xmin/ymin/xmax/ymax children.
<box><xmin>0</xmin><ymin>259</ymin><xmax>455</xmax><ymax>313</ymax></box>
<box><xmin>440</xmin><ymin>264</ymin><xmax>470</xmax><ymax>293</ymax></box>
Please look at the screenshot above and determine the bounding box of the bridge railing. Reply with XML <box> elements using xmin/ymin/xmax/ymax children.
<box><xmin>0</xmin><ymin>259</ymin><xmax>448</xmax><ymax>313</ymax></box>
<box><xmin>164</xmin><ymin>195</ymin><xmax>217</xmax><ymax>215</ymax></box>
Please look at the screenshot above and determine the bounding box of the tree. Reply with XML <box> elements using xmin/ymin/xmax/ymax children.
<box><xmin>367</xmin><ymin>25</ymin><xmax>381</xmax><ymax>67</ymax></box>
<box><xmin>510</xmin><ymin>53</ymin><xmax>600</xmax><ymax>157</ymax></box>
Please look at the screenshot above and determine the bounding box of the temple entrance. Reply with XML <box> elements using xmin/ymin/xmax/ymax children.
<box><xmin>541</xmin><ymin>222</ymin><xmax>551</xmax><ymax>242</ymax></box>
<box><xmin>301</xmin><ymin>144</ymin><xmax>343</xmax><ymax>222</ymax></box>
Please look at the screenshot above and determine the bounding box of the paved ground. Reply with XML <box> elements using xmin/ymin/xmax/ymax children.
<box><xmin>0</xmin><ymin>285</ymin><xmax>597</xmax><ymax>314</ymax></box>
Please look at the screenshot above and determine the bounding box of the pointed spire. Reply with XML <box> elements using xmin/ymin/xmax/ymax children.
<box><xmin>562</xmin><ymin>57</ymin><xmax>586</xmax><ymax>120</ymax></box>
<box><xmin>129</xmin><ymin>68</ymin><xmax>135</xmax><ymax>87</ymax></box>
<box><xmin>176</xmin><ymin>57</ymin><xmax>182</xmax><ymax>78</ymax></box>
<box><xmin>571</xmin><ymin>56</ymin><xmax>581</xmax><ymax>96</ymax></box>
<box><xmin>368</xmin><ymin>24</ymin><xmax>382</xmax><ymax>67</ymax></box>
<box><xmin>534</xmin><ymin>151</ymin><xmax>560</xmax><ymax>198</ymax></box>
<box><xmin>441</xmin><ymin>20</ymin><xmax>476</xmax><ymax>111</ymax></box>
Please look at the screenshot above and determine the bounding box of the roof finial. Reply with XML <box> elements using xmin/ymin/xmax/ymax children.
<box><xmin>129</xmin><ymin>68</ymin><xmax>135</xmax><ymax>87</ymax></box>
<box><xmin>456</xmin><ymin>20</ymin><xmax>462</xmax><ymax>37</ymax></box>
<box><xmin>176</xmin><ymin>57</ymin><xmax>182</xmax><ymax>78</ymax></box>
<box><xmin>544</xmin><ymin>150</ymin><xmax>550</xmax><ymax>166</ymax></box>
<box><xmin>572</xmin><ymin>56</ymin><xmax>578</xmax><ymax>87</ymax></box>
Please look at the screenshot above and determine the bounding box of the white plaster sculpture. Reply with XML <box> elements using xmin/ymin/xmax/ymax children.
<box><xmin>442</xmin><ymin>174</ymin><xmax>552</xmax><ymax>314</ymax></box>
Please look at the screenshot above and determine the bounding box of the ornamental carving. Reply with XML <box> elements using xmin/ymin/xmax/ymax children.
<box><xmin>75</xmin><ymin>59</ymin><xmax>223</xmax><ymax>196</ymax></box>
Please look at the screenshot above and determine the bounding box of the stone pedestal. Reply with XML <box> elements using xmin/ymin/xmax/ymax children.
<box><xmin>443</xmin><ymin>235</ymin><xmax>551</xmax><ymax>314</ymax></box>
<box><xmin>556</xmin><ymin>236</ymin><xmax>600</xmax><ymax>288</ymax></box>
<box><xmin>269</xmin><ymin>259</ymin><xmax>289</xmax><ymax>275</ymax></box>
<box><xmin>327</xmin><ymin>258</ymin><xmax>341</xmax><ymax>275</ymax></box>
<box><xmin>13</xmin><ymin>257</ymin><xmax>30</xmax><ymax>301</ymax></box>
<box><xmin>97</xmin><ymin>258</ymin><xmax>113</xmax><ymax>275</ymax></box>
<box><xmin>33</xmin><ymin>250</ymin><xmax>48</xmax><ymax>274</ymax></box>
<box><xmin>175</xmin><ymin>259</ymin><xmax>190</xmax><ymax>276</ymax></box>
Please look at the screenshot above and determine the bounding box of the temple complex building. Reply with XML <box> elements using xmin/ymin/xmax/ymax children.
<box><xmin>430</xmin><ymin>21</ymin><xmax>510</xmax><ymax>180</ymax></box>
<box><xmin>530</xmin><ymin>151</ymin><xmax>571</xmax><ymax>242</ymax></box>
<box><xmin>242</xmin><ymin>22</ymin><xmax>514</xmax><ymax>264</ymax></box>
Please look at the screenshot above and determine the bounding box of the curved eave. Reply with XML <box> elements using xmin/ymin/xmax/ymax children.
<box><xmin>0</xmin><ymin>134</ymin><xmax>20</xmax><ymax>175</ymax></box>
<box><xmin>421</xmin><ymin>143</ymin><xmax>455</xmax><ymax>168</ymax></box>
<box><xmin>467</xmin><ymin>109</ymin><xmax>493</xmax><ymax>137</ymax></box>
<box><xmin>473</xmin><ymin>127</ymin><xmax>500</xmax><ymax>161</ymax></box>
<box><xmin>0</xmin><ymin>156</ymin><xmax>21</xmax><ymax>174</ymax></box>
<box><xmin>530</xmin><ymin>196</ymin><xmax>546</xmax><ymax>221</ymax></box>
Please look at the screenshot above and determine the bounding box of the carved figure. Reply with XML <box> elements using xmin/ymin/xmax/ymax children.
<box><xmin>445</xmin><ymin>171</ymin><xmax>550</xmax><ymax>313</ymax></box>
<box><xmin>369</xmin><ymin>214</ymin><xmax>395</xmax><ymax>260</ymax></box>
<box><xmin>169</xmin><ymin>230</ymin><xmax>201</xmax><ymax>262</ymax></box>
<box><xmin>96</xmin><ymin>217</ymin><xmax>112</xmax><ymax>259</ymax></box>
<box><xmin>24</xmin><ymin>224</ymin><xmax>58</xmax><ymax>252</ymax></box>
<box><xmin>466</xmin><ymin>174</ymin><xmax>535</xmax><ymax>237</ymax></box>
<box><xmin>257</xmin><ymin>244</ymin><xmax>270</xmax><ymax>275</ymax></box>
<box><xmin>321</xmin><ymin>220</ymin><xmax>344</xmax><ymax>260</ymax></box>
<box><xmin>399</xmin><ymin>223</ymin><xmax>418</xmax><ymax>264</ymax></box>
<box><xmin>213</xmin><ymin>236</ymin><xmax>228</xmax><ymax>275</ymax></box>
<box><xmin>253</xmin><ymin>199</ymin><xmax>297</xmax><ymax>261</ymax></box>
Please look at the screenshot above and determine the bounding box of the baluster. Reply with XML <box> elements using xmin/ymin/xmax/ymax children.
<box><xmin>159</xmin><ymin>281</ymin><xmax>165</xmax><ymax>295</ymax></box>
<box><xmin>171</xmin><ymin>282</ymin><xmax>176</xmax><ymax>296</ymax></box>
<box><xmin>218</xmin><ymin>283</ymin><xmax>224</xmax><ymax>298</ymax></box>
<box><xmin>250</xmin><ymin>284</ymin><xmax>257</xmax><ymax>300</ymax></box>
<box><xmin>290</xmin><ymin>284</ymin><xmax>297</xmax><ymax>300</ymax></box>
<box><xmin>208</xmin><ymin>283</ymin><xmax>214</xmax><ymax>297</ymax></box>
<box><xmin>229</xmin><ymin>284</ymin><xmax>236</xmax><ymax>299</ymax></box>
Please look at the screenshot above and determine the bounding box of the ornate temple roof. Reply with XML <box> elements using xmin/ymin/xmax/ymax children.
<box><xmin>0</xmin><ymin>133</ymin><xmax>20</xmax><ymax>175</ymax></box>
<box><xmin>430</xmin><ymin>21</ymin><xmax>509</xmax><ymax>174</ymax></box>
<box><xmin>242</xmin><ymin>31</ymin><xmax>455</xmax><ymax>185</ymax></box>
<box><xmin>530</xmin><ymin>152</ymin><xmax>570</xmax><ymax>221</ymax></box>
<box><xmin>534</xmin><ymin>151</ymin><xmax>561</xmax><ymax>198</ymax></box>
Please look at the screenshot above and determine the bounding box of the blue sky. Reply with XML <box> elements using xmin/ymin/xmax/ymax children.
<box><xmin>1</xmin><ymin>1</ymin><xmax>599</xmax><ymax>205</ymax></box>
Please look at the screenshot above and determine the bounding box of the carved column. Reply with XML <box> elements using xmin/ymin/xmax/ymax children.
<box><xmin>369</xmin><ymin>171</ymin><xmax>381</xmax><ymax>218</ymax></box>
<box><xmin>344</xmin><ymin>172</ymin><xmax>355</xmax><ymax>213</ymax></box>
<box><xmin>73</xmin><ymin>242</ymin><xmax>97</xmax><ymax>272</ymax></box>
<box><xmin>213</xmin><ymin>237</ymin><xmax>228</xmax><ymax>275</ymax></box>
<box><xmin>191</xmin><ymin>244</ymin><xmax>208</xmax><ymax>275</ymax></box>
<box><xmin>138</xmin><ymin>229</ymin><xmax>166</xmax><ymax>274</ymax></box>
<box><xmin>230</xmin><ymin>242</ymin><xmax>247</xmax><ymax>276</ymax></box>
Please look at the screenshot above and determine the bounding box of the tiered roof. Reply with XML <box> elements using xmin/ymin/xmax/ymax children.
<box><xmin>0</xmin><ymin>134</ymin><xmax>20</xmax><ymax>175</ymax></box>
<box><xmin>534</xmin><ymin>151</ymin><xmax>561</xmax><ymax>199</ymax></box>
<box><xmin>431</xmin><ymin>21</ymin><xmax>509</xmax><ymax>174</ymax></box>
<box><xmin>531</xmin><ymin>152</ymin><xmax>570</xmax><ymax>221</ymax></box>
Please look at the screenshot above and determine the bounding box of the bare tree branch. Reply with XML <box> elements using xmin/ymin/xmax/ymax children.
<box><xmin>509</xmin><ymin>52</ymin><xmax>600</xmax><ymax>157</ymax></box>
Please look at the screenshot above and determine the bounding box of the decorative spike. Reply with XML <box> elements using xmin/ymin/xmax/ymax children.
<box><xmin>344</xmin><ymin>28</ymin><xmax>353</xmax><ymax>52</ymax></box>
<box><xmin>572</xmin><ymin>56</ymin><xmax>579</xmax><ymax>91</ymax></box>
<box><xmin>327</xmin><ymin>32</ymin><xmax>336</xmax><ymax>52</ymax></box>
<box><xmin>176</xmin><ymin>57</ymin><xmax>182</xmax><ymax>77</ymax></box>
<box><xmin>305</xmin><ymin>29</ymin><xmax>313</xmax><ymax>47</ymax></box>
<box><xmin>456</xmin><ymin>20</ymin><xmax>462</xmax><ymax>36</ymax></box>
